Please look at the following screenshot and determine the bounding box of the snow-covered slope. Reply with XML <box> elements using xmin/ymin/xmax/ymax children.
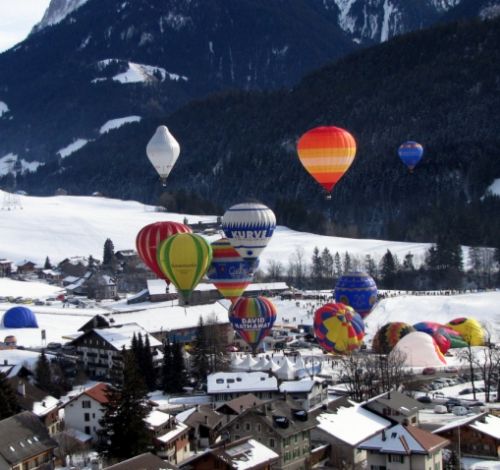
<box><xmin>32</xmin><ymin>0</ymin><xmax>89</xmax><ymax>32</ymax></box>
<box><xmin>0</xmin><ymin>191</ymin><xmax>434</xmax><ymax>268</ymax></box>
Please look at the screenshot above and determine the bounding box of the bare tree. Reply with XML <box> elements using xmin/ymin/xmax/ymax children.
<box><xmin>266</xmin><ymin>259</ymin><xmax>284</xmax><ymax>281</ymax></box>
<box><xmin>472</xmin><ymin>329</ymin><xmax>500</xmax><ymax>403</ymax></box>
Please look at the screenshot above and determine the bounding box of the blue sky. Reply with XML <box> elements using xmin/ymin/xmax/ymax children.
<box><xmin>0</xmin><ymin>0</ymin><xmax>51</xmax><ymax>53</ymax></box>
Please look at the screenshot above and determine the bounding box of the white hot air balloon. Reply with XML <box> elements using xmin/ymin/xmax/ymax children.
<box><xmin>222</xmin><ymin>202</ymin><xmax>276</xmax><ymax>268</ymax></box>
<box><xmin>146</xmin><ymin>125</ymin><xmax>180</xmax><ymax>186</ymax></box>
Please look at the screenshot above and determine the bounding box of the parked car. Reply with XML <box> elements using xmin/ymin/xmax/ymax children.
<box><xmin>423</xmin><ymin>367</ymin><xmax>436</xmax><ymax>375</ymax></box>
<box><xmin>445</xmin><ymin>366</ymin><xmax>459</xmax><ymax>374</ymax></box>
<box><xmin>417</xmin><ymin>395</ymin><xmax>432</xmax><ymax>404</ymax></box>
<box><xmin>46</xmin><ymin>342</ymin><xmax>62</xmax><ymax>350</ymax></box>
<box><xmin>452</xmin><ymin>406</ymin><xmax>469</xmax><ymax>416</ymax></box>
<box><xmin>434</xmin><ymin>405</ymin><xmax>448</xmax><ymax>414</ymax></box>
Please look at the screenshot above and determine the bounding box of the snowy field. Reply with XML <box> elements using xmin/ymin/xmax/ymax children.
<box><xmin>0</xmin><ymin>190</ymin><xmax>438</xmax><ymax>270</ymax></box>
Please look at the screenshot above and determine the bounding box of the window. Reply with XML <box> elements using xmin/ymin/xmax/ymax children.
<box><xmin>269</xmin><ymin>438</ymin><xmax>275</xmax><ymax>448</ymax></box>
<box><xmin>389</xmin><ymin>454</ymin><xmax>404</xmax><ymax>463</ymax></box>
<box><xmin>245</xmin><ymin>423</ymin><xmax>251</xmax><ymax>431</ymax></box>
<box><xmin>257</xmin><ymin>424</ymin><xmax>261</xmax><ymax>432</ymax></box>
<box><xmin>235</xmin><ymin>423</ymin><xmax>240</xmax><ymax>430</ymax></box>
<box><xmin>82</xmin><ymin>400</ymin><xmax>91</xmax><ymax>408</ymax></box>
<box><xmin>216</xmin><ymin>379</ymin><xmax>224</xmax><ymax>384</ymax></box>
<box><xmin>85</xmin><ymin>426</ymin><xmax>91</xmax><ymax>434</ymax></box>
<box><xmin>84</xmin><ymin>413</ymin><xmax>90</xmax><ymax>422</ymax></box>
<box><xmin>92</xmin><ymin>413</ymin><xmax>95</xmax><ymax>418</ymax></box>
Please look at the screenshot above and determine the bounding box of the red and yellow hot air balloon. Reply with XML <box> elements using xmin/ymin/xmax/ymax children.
<box><xmin>297</xmin><ymin>126</ymin><xmax>356</xmax><ymax>198</ymax></box>
<box><xmin>136</xmin><ymin>221</ymin><xmax>192</xmax><ymax>283</ymax></box>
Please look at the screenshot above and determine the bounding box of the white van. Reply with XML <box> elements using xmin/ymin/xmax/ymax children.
<box><xmin>452</xmin><ymin>406</ymin><xmax>468</xmax><ymax>416</ymax></box>
<box><xmin>434</xmin><ymin>405</ymin><xmax>447</xmax><ymax>414</ymax></box>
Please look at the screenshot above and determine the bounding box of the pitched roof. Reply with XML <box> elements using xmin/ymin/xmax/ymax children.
<box><xmin>207</xmin><ymin>372</ymin><xmax>278</xmax><ymax>394</ymax></box>
<box><xmin>364</xmin><ymin>390</ymin><xmax>423</xmax><ymax>416</ymax></box>
<box><xmin>468</xmin><ymin>414</ymin><xmax>500</xmax><ymax>440</ymax></box>
<box><xmin>84</xmin><ymin>382</ymin><xmax>111</xmax><ymax>404</ymax></box>
<box><xmin>181</xmin><ymin>405</ymin><xmax>224</xmax><ymax>430</ymax></box>
<box><xmin>216</xmin><ymin>394</ymin><xmax>264</xmax><ymax>415</ymax></box>
<box><xmin>316</xmin><ymin>404</ymin><xmax>391</xmax><ymax>446</ymax></box>
<box><xmin>104</xmin><ymin>452</ymin><xmax>179</xmax><ymax>469</ymax></box>
<box><xmin>0</xmin><ymin>411</ymin><xmax>58</xmax><ymax>466</ymax></box>
<box><xmin>359</xmin><ymin>424</ymin><xmax>449</xmax><ymax>455</ymax></box>
<box><xmin>8</xmin><ymin>377</ymin><xmax>60</xmax><ymax>417</ymax></box>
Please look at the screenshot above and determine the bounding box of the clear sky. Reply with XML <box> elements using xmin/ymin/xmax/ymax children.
<box><xmin>0</xmin><ymin>0</ymin><xmax>52</xmax><ymax>53</ymax></box>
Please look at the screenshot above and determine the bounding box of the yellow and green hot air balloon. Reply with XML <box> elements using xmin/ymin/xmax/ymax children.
<box><xmin>157</xmin><ymin>233</ymin><xmax>212</xmax><ymax>303</ymax></box>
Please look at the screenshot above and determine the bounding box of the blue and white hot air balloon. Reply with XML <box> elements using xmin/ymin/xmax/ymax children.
<box><xmin>398</xmin><ymin>141</ymin><xmax>424</xmax><ymax>173</ymax></box>
<box><xmin>222</xmin><ymin>202</ymin><xmax>276</xmax><ymax>268</ymax></box>
<box><xmin>334</xmin><ymin>271</ymin><xmax>378</xmax><ymax>319</ymax></box>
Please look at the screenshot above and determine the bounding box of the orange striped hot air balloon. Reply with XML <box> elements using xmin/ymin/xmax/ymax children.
<box><xmin>297</xmin><ymin>126</ymin><xmax>356</xmax><ymax>198</ymax></box>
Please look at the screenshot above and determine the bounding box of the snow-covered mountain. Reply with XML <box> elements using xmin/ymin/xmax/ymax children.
<box><xmin>32</xmin><ymin>0</ymin><xmax>90</xmax><ymax>32</ymax></box>
<box><xmin>0</xmin><ymin>190</ymin><xmax>435</xmax><ymax>268</ymax></box>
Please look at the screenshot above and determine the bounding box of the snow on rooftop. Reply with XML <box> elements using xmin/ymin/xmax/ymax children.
<box><xmin>90</xmin><ymin>323</ymin><xmax>162</xmax><ymax>350</ymax></box>
<box><xmin>57</xmin><ymin>138</ymin><xmax>89</xmax><ymax>159</ymax></box>
<box><xmin>279</xmin><ymin>378</ymin><xmax>315</xmax><ymax>393</ymax></box>
<box><xmin>32</xmin><ymin>395</ymin><xmax>60</xmax><ymax>417</ymax></box>
<box><xmin>229</xmin><ymin>439</ymin><xmax>279</xmax><ymax>469</ymax></box>
<box><xmin>99</xmin><ymin>116</ymin><xmax>141</xmax><ymax>134</ymax></box>
<box><xmin>145</xmin><ymin>409</ymin><xmax>172</xmax><ymax>428</ymax></box>
<box><xmin>316</xmin><ymin>405</ymin><xmax>391</xmax><ymax>446</ymax></box>
<box><xmin>469</xmin><ymin>414</ymin><xmax>500</xmax><ymax>440</ymax></box>
<box><xmin>208</xmin><ymin>372</ymin><xmax>278</xmax><ymax>394</ymax></box>
<box><xmin>156</xmin><ymin>421</ymin><xmax>188</xmax><ymax>443</ymax></box>
<box><xmin>0</xmin><ymin>349</ymin><xmax>46</xmax><ymax>370</ymax></box>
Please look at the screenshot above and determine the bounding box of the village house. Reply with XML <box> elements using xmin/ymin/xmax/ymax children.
<box><xmin>0</xmin><ymin>259</ymin><xmax>13</xmax><ymax>277</ymax></box>
<box><xmin>58</xmin><ymin>257</ymin><xmax>88</xmax><ymax>278</ymax></box>
<box><xmin>311</xmin><ymin>403</ymin><xmax>392</xmax><ymax>469</ymax></box>
<box><xmin>38</xmin><ymin>269</ymin><xmax>62</xmax><ymax>284</ymax></box>
<box><xmin>145</xmin><ymin>410</ymin><xmax>190</xmax><ymax>466</ymax></box>
<box><xmin>16</xmin><ymin>260</ymin><xmax>38</xmax><ymax>276</ymax></box>
<box><xmin>8</xmin><ymin>377</ymin><xmax>62</xmax><ymax>436</ymax></box>
<box><xmin>85</xmin><ymin>272</ymin><xmax>117</xmax><ymax>300</ymax></box>
<box><xmin>220</xmin><ymin>397</ymin><xmax>317</xmax><ymax>470</ymax></box>
<box><xmin>434</xmin><ymin>412</ymin><xmax>500</xmax><ymax>459</ymax></box>
<box><xmin>358</xmin><ymin>423</ymin><xmax>449</xmax><ymax>470</ymax></box>
<box><xmin>178</xmin><ymin>437</ymin><xmax>279</xmax><ymax>470</ymax></box>
<box><xmin>362</xmin><ymin>390</ymin><xmax>423</xmax><ymax>426</ymax></box>
<box><xmin>69</xmin><ymin>323</ymin><xmax>163</xmax><ymax>382</ymax></box>
<box><xmin>63</xmin><ymin>382</ymin><xmax>110</xmax><ymax>441</ymax></box>
<box><xmin>176</xmin><ymin>405</ymin><xmax>225</xmax><ymax>451</ymax></box>
<box><xmin>0</xmin><ymin>411</ymin><xmax>58</xmax><ymax>470</ymax></box>
<box><xmin>279</xmin><ymin>377</ymin><xmax>328</xmax><ymax>411</ymax></box>
<box><xmin>207</xmin><ymin>372</ymin><xmax>279</xmax><ymax>404</ymax></box>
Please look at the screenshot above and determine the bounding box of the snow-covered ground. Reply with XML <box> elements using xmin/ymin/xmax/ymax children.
<box><xmin>0</xmin><ymin>190</ymin><xmax>438</xmax><ymax>269</ymax></box>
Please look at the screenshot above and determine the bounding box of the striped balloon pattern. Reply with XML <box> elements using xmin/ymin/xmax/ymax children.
<box><xmin>398</xmin><ymin>141</ymin><xmax>423</xmax><ymax>172</ymax></box>
<box><xmin>229</xmin><ymin>296</ymin><xmax>277</xmax><ymax>352</ymax></box>
<box><xmin>157</xmin><ymin>233</ymin><xmax>212</xmax><ymax>303</ymax></box>
<box><xmin>314</xmin><ymin>303</ymin><xmax>365</xmax><ymax>354</ymax></box>
<box><xmin>446</xmin><ymin>317</ymin><xmax>485</xmax><ymax>346</ymax></box>
<box><xmin>136</xmin><ymin>221</ymin><xmax>191</xmax><ymax>282</ymax></box>
<box><xmin>222</xmin><ymin>202</ymin><xmax>276</xmax><ymax>266</ymax></box>
<box><xmin>207</xmin><ymin>238</ymin><xmax>254</xmax><ymax>303</ymax></box>
<box><xmin>335</xmin><ymin>271</ymin><xmax>378</xmax><ymax>318</ymax></box>
<box><xmin>372</xmin><ymin>322</ymin><xmax>415</xmax><ymax>354</ymax></box>
<box><xmin>297</xmin><ymin>126</ymin><xmax>356</xmax><ymax>193</ymax></box>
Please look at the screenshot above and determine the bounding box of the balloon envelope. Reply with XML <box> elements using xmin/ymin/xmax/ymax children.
<box><xmin>372</xmin><ymin>322</ymin><xmax>415</xmax><ymax>354</ymax></box>
<box><xmin>207</xmin><ymin>238</ymin><xmax>254</xmax><ymax>303</ymax></box>
<box><xmin>222</xmin><ymin>202</ymin><xmax>276</xmax><ymax>265</ymax></box>
<box><xmin>390</xmin><ymin>331</ymin><xmax>446</xmax><ymax>367</ymax></box>
<box><xmin>446</xmin><ymin>317</ymin><xmax>485</xmax><ymax>346</ymax></box>
<box><xmin>334</xmin><ymin>271</ymin><xmax>378</xmax><ymax>318</ymax></box>
<box><xmin>136</xmin><ymin>221</ymin><xmax>191</xmax><ymax>282</ymax></box>
<box><xmin>146</xmin><ymin>125</ymin><xmax>180</xmax><ymax>180</ymax></box>
<box><xmin>3</xmin><ymin>306</ymin><xmax>38</xmax><ymax>328</ymax></box>
<box><xmin>314</xmin><ymin>303</ymin><xmax>364</xmax><ymax>354</ymax></box>
<box><xmin>229</xmin><ymin>296</ymin><xmax>277</xmax><ymax>352</ymax></box>
<box><xmin>157</xmin><ymin>233</ymin><xmax>212</xmax><ymax>302</ymax></box>
<box><xmin>398</xmin><ymin>141</ymin><xmax>423</xmax><ymax>171</ymax></box>
<box><xmin>413</xmin><ymin>322</ymin><xmax>451</xmax><ymax>355</ymax></box>
<box><xmin>297</xmin><ymin>126</ymin><xmax>356</xmax><ymax>193</ymax></box>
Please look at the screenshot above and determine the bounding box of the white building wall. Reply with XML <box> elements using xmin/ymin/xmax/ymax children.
<box><xmin>64</xmin><ymin>394</ymin><xmax>105</xmax><ymax>441</ymax></box>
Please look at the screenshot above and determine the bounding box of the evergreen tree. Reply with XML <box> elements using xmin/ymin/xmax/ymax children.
<box><xmin>35</xmin><ymin>350</ymin><xmax>53</xmax><ymax>393</ymax></box>
<box><xmin>44</xmin><ymin>256</ymin><xmax>52</xmax><ymax>269</ymax></box>
<box><xmin>321</xmin><ymin>248</ymin><xmax>334</xmax><ymax>280</ymax></box>
<box><xmin>0</xmin><ymin>371</ymin><xmax>19</xmax><ymax>419</ymax></box>
<box><xmin>402</xmin><ymin>253</ymin><xmax>415</xmax><ymax>271</ymax></box>
<box><xmin>364</xmin><ymin>254</ymin><xmax>377</xmax><ymax>278</ymax></box>
<box><xmin>311</xmin><ymin>247</ymin><xmax>323</xmax><ymax>286</ymax></box>
<box><xmin>103</xmin><ymin>238</ymin><xmax>115</xmax><ymax>266</ymax></box>
<box><xmin>161</xmin><ymin>339</ymin><xmax>174</xmax><ymax>393</ymax></box>
<box><xmin>380</xmin><ymin>250</ymin><xmax>397</xmax><ymax>289</ymax></box>
<box><xmin>343</xmin><ymin>252</ymin><xmax>352</xmax><ymax>274</ymax></box>
<box><xmin>142</xmin><ymin>336</ymin><xmax>156</xmax><ymax>391</ymax></box>
<box><xmin>99</xmin><ymin>350</ymin><xmax>152</xmax><ymax>461</ymax></box>
<box><xmin>191</xmin><ymin>317</ymin><xmax>209</xmax><ymax>383</ymax></box>
<box><xmin>171</xmin><ymin>340</ymin><xmax>187</xmax><ymax>392</ymax></box>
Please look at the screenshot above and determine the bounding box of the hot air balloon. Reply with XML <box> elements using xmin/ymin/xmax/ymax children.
<box><xmin>446</xmin><ymin>317</ymin><xmax>485</xmax><ymax>346</ymax></box>
<box><xmin>398</xmin><ymin>141</ymin><xmax>423</xmax><ymax>172</ymax></box>
<box><xmin>390</xmin><ymin>331</ymin><xmax>446</xmax><ymax>367</ymax></box>
<box><xmin>296</xmin><ymin>126</ymin><xmax>356</xmax><ymax>199</ymax></box>
<box><xmin>313</xmin><ymin>303</ymin><xmax>364</xmax><ymax>354</ymax></box>
<box><xmin>222</xmin><ymin>202</ymin><xmax>276</xmax><ymax>268</ymax></box>
<box><xmin>372</xmin><ymin>322</ymin><xmax>415</xmax><ymax>354</ymax></box>
<box><xmin>157</xmin><ymin>233</ymin><xmax>212</xmax><ymax>303</ymax></box>
<box><xmin>207</xmin><ymin>238</ymin><xmax>254</xmax><ymax>303</ymax></box>
<box><xmin>146</xmin><ymin>125</ymin><xmax>180</xmax><ymax>186</ymax></box>
<box><xmin>136</xmin><ymin>221</ymin><xmax>192</xmax><ymax>283</ymax></box>
<box><xmin>334</xmin><ymin>272</ymin><xmax>378</xmax><ymax>318</ymax></box>
<box><xmin>413</xmin><ymin>322</ymin><xmax>451</xmax><ymax>355</ymax></box>
<box><xmin>229</xmin><ymin>296</ymin><xmax>277</xmax><ymax>353</ymax></box>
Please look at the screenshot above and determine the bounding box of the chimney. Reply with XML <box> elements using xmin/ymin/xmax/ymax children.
<box><xmin>381</xmin><ymin>430</ymin><xmax>386</xmax><ymax>441</ymax></box>
<box><xmin>240</xmin><ymin>405</ymin><xmax>243</xmax><ymax>413</ymax></box>
<box><xmin>3</xmin><ymin>359</ymin><xmax>7</xmax><ymax>366</ymax></box>
<box><xmin>17</xmin><ymin>380</ymin><xmax>26</xmax><ymax>397</ymax></box>
<box><xmin>204</xmin><ymin>415</ymin><xmax>208</xmax><ymax>425</ymax></box>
